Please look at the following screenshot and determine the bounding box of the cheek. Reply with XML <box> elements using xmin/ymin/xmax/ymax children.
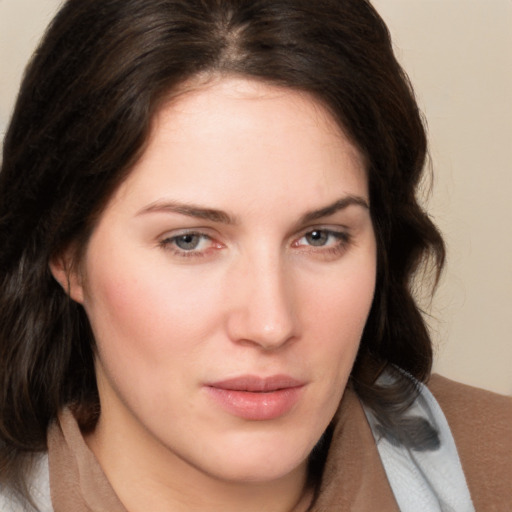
<box><xmin>81</xmin><ymin>252</ymin><xmax>224</xmax><ymax>370</ymax></box>
<box><xmin>296</xmin><ymin>255</ymin><xmax>377</xmax><ymax>377</ymax></box>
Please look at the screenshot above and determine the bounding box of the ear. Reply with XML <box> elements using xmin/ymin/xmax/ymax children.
<box><xmin>49</xmin><ymin>249</ymin><xmax>85</xmax><ymax>304</ymax></box>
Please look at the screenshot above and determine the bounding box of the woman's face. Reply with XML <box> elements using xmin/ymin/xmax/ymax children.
<box><xmin>67</xmin><ymin>78</ymin><xmax>377</xmax><ymax>485</ymax></box>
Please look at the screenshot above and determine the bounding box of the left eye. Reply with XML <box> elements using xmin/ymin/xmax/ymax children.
<box><xmin>296</xmin><ymin>229</ymin><xmax>345</xmax><ymax>247</ymax></box>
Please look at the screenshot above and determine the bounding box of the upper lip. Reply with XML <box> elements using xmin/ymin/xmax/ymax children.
<box><xmin>207</xmin><ymin>375</ymin><xmax>305</xmax><ymax>392</ymax></box>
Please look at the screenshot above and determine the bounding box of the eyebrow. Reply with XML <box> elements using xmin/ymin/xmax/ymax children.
<box><xmin>136</xmin><ymin>195</ymin><xmax>369</xmax><ymax>225</ymax></box>
<box><xmin>299</xmin><ymin>195</ymin><xmax>369</xmax><ymax>224</ymax></box>
<box><xmin>137</xmin><ymin>200</ymin><xmax>236</xmax><ymax>224</ymax></box>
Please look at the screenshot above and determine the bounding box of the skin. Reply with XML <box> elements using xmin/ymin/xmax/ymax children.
<box><xmin>53</xmin><ymin>77</ymin><xmax>377</xmax><ymax>512</ymax></box>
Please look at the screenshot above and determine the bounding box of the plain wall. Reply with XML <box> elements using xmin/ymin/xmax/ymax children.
<box><xmin>371</xmin><ymin>0</ymin><xmax>512</xmax><ymax>395</ymax></box>
<box><xmin>1</xmin><ymin>0</ymin><xmax>511</xmax><ymax>395</ymax></box>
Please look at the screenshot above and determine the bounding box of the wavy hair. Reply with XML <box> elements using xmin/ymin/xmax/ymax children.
<box><xmin>0</xmin><ymin>0</ymin><xmax>445</xmax><ymax>501</ymax></box>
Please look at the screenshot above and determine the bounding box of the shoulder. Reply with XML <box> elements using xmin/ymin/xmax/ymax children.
<box><xmin>428</xmin><ymin>374</ymin><xmax>512</xmax><ymax>511</ymax></box>
<box><xmin>427</xmin><ymin>374</ymin><xmax>512</xmax><ymax>447</ymax></box>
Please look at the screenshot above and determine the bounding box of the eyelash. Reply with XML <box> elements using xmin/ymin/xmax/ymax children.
<box><xmin>159</xmin><ymin>228</ymin><xmax>351</xmax><ymax>259</ymax></box>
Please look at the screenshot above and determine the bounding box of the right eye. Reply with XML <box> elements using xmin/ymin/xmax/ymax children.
<box><xmin>159</xmin><ymin>231</ymin><xmax>224</xmax><ymax>259</ymax></box>
<box><xmin>172</xmin><ymin>233</ymin><xmax>205</xmax><ymax>251</ymax></box>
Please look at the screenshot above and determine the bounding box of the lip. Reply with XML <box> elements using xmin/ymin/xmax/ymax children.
<box><xmin>205</xmin><ymin>375</ymin><xmax>305</xmax><ymax>421</ymax></box>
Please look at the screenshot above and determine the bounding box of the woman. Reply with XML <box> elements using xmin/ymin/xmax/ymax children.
<box><xmin>0</xmin><ymin>0</ymin><xmax>510</xmax><ymax>510</ymax></box>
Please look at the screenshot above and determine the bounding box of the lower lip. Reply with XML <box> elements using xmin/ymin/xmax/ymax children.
<box><xmin>205</xmin><ymin>386</ymin><xmax>304</xmax><ymax>421</ymax></box>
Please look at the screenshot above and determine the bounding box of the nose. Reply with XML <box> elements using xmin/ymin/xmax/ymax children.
<box><xmin>225</xmin><ymin>251</ymin><xmax>298</xmax><ymax>351</ymax></box>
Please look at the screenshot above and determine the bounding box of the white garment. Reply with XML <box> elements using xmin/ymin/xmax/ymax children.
<box><xmin>363</xmin><ymin>373</ymin><xmax>475</xmax><ymax>512</ymax></box>
<box><xmin>0</xmin><ymin>454</ymin><xmax>52</xmax><ymax>512</ymax></box>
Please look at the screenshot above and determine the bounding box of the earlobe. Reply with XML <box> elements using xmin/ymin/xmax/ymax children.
<box><xmin>49</xmin><ymin>252</ymin><xmax>85</xmax><ymax>304</ymax></box>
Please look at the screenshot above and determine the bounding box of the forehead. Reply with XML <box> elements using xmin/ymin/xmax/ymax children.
<box><xmin>110</xmin><ymin>77</ymin><xmax>368</xmax><ymax>216</ymax></box>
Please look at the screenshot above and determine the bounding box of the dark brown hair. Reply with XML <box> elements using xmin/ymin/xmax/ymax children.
<box><xmin>0</xmin><ymin>0</ymin><xmax>444</xmax><ymax>501</ymax></box>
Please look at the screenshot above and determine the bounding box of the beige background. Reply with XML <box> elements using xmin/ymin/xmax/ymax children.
<box><xmin>1</xmin><ymin>0</ymin><xmax>511</xmax><ymax>395</ymax></box>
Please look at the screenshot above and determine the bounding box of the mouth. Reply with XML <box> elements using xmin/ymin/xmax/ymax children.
<box><xmin>205</xmin><ymin>375</ymin><xmax>305</xmax><ymax>421</ymax></box>
<box><xmin>209</xmin><ymin>375</ymin><xmax>304</xmax><ymax>392</ymax></box>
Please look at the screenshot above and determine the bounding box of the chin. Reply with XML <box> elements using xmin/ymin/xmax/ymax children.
<box><xmin>196</xmin><ymin>427</ymin><xmax>316</xmax><ymax>484</ymax></box>
<box><xmin>209</xmin><ymin>455</ymin><xmax>308</xmax><ymax>484</ymax></box>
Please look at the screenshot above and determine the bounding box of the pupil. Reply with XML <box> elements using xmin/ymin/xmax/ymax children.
<box><xmin>176</xmin><ymin>234</ymin><xmax>199</xmax><ymax>250</ymax></box>
<box><xmin>306</xmin><ymin>230</ymin><xmax>328</xmax><ymax>246</ymax></box>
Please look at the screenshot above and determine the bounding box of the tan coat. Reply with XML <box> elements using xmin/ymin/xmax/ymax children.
<box><xmin>48</xmin><ymin>375</ymin><xmax>512</xmax><ymax>511</ymax></box>
<box><xmin>312</xmin><ymin>375</ymin><xmax>512</xmax><ymax>511</ymax></box>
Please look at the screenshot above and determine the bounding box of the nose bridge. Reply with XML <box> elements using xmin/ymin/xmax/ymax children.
<box><xmin>227</xmin><ymin>244</ymin><xmax>297</xmax><ymax>349</ymax></box>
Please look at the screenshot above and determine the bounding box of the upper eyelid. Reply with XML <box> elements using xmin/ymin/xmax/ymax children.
<box><xmin>295</xmin><ymin>225</ymin><xmax>350</xmax><ymax>238</ymax></box>
<box><xmin>158</xmin><ymin>226</ymin><xmax>350</xmax><ymax>241</ymax></box>
<box><xmin>165</xmin><ymin>232</ymin><xmax>210</xmax><ymax>241</ymax></box>
<box><xmin>160</xmin><ymin>227</ymin><xmax>215</xmax><ymax>240</ymax></box>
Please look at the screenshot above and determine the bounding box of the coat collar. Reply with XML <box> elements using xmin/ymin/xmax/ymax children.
<box><xmin>47</xmin><ymin>389</ymin><xmax>399</xmax><ymax>511</ymax></box>
<box><xmin>312</xmin><ymin>387</ymin><xmax>399</xmax><ymax>511</ymax></box>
